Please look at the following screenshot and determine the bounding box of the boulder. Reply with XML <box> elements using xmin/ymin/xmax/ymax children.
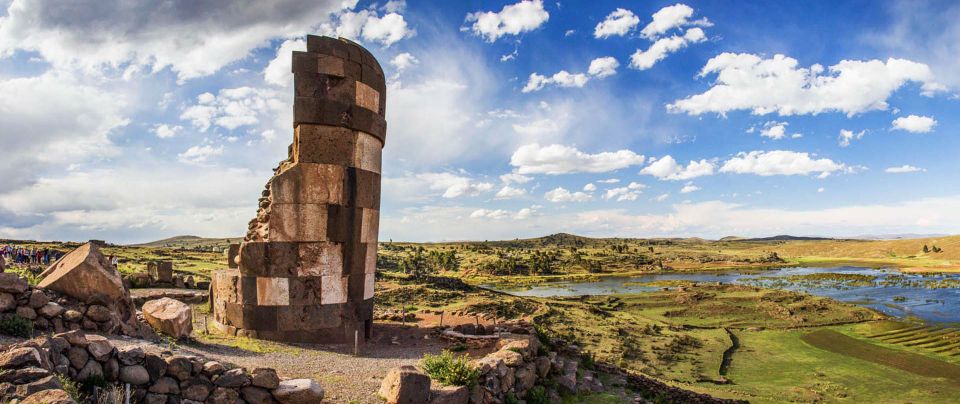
<box><xmin>180</xmin><ymin>376</ymin><xmax>214</xmax><ymax>402</ymax></box>
<box><xmin>85</xmin><ymin>305</ymin><xmax>112</xmax><ymax>323</ymax></box>
<box><xmin>117</xmin><ymin>346</ymin><xmax>145</xmax><ymax>365</ymax></box>
<box><xmin>202</xmin><ymin>361</ymin><xmax>225</xmax><ymax>377</ymax></box>
<box><xmin>378</xmin><ymin>366</ymin><xmax>429</xmax><ymax>404</ymax></box>
<box><xmin>77</xmin><ymin>360</ymin><xmax>103</xmax><ymax>381</ymax></box>
<box><xmin>272</xmin><ymin>379</ymin><xmax>325</xmax><ymax>404</ymax></box>
<box><xmin>38</xmin><ymin>302</ymin><xmax>64</xmax><ymax>318</ymax></box>
<box><xmin>0</xmin><ymin>347</ymin><xmax>43</xmax><ymax>369</ymax></box>
<box><xmin>37</xmin><ymin>242</ymin><xmax>134</xmax><ymax>323</ymax></box>
<box><xmin>0</xmin><ymin>293</ymin><xmax>15</xmax><ymax>312</ymax></box>
<box><xmin>209</xmin><ymin>387</ymin><xmax>241</xmax><ymax>404</ymax></box>
<box><xmin>16</xmin><ymin>306</ymin><xmax>37</xmax><ymax>320</ymax></box>
<box><xmin>165</xmin><ymin>355</ymin><xmax>193</xmax><ymax>381</ymax></box>
<box><xmin>144</xmin><ymin>353</ymin><xmax>168</xmax><ymax>382</ymax></box>
<box><xmin>21</xmin><ymin>388</ymin><xmax>76</xmax><ymax>404</ymax></box>
<box><xmin>28</xmin><ymin>291</ymin><xmax>49</xmax><ymax>309</ymax></box>
<box><xmin>241</xmin><ymin>386</ymin><xmax>278</xmax><ymax>404</ymax></box>
<box><xmin>149</xmin><ymin>376</ymin><xmax>181</xmax><ymax>394</ymax></box>
<box><xmin>15</xmin><ymin>375</ymin><xmax>62</xmax><ymax>397</ymax></box>
<box><xmin>119</xmin><ymin>365</ymin><xmax>151</xmax><ymax>385</ymax></box>
<box><xmin>429</xmin><ymin>385</ymin><xmax>468</xmax><ymax>404</ymax></box>
<box><xmin>85</xmin><ymin>335</ymin><xmax>114</xmax><ymax>361</ymax></box>
<box><xmin>0</xmin><ymin>367</ymin><xmax>50</xmax><ymax>384</ymax></box>
<box><xmin>63</xmin><ymin>309</ymin><xmax>83</xmax><ymax>322</ymax></box>
<box><xmin>214</xmin><ymin>368</ymin><xmax>250</xmax><ymax>388</ymax></box>
<box><xmin>251</xmin><ymin>368</ymin><xmax>280</xmax><ymax>389</ymax></box>
<box><xmin>0</xmin><ymin>273</ymin><xmax>28</xmax><ymax>294</ymax></box>
<box><xmin>142</xmin><ymin>297</ymin><xmax>193</xmax><ymax>338</ymax></box>
<box><xmin>66</xmin><ymin>346</ymin><xmax>89</xmax><ymax>369</ymax></box>
<box><xmin>0</xmin><ymin>255</ymin><xmax>4</xmax><ymax>272</ymax></box>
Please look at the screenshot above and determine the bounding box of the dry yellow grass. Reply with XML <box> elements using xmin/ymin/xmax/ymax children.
<box><xmin>763</xmin><ymin>235</ymin><xmax>960</xmax><ymax>272</ymax></box>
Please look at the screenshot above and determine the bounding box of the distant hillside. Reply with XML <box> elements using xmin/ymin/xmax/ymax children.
<box><xmin>742</xmin><ymin>235</ymin><xmax>833</xmax><ymax>242</ymax></box>
<box><xmin>131</xmin><ymin>235</ymin><xmax>242</xmax><ymax>250</ymax></box>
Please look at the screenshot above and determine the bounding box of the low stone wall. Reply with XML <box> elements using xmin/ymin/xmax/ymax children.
<box><xmin>0</xmin><ymin>273</ymin><xmax>148</xmax><ymax>339</ymax></box>
<box><xmin>381</xmin><ymin>323</ymin><xmax>745</xmax><ymax>404</ymax></box>
<box><xmin>0</xmin><ymin>330</ymin><xmax>324</xmax><ymax>403</ymax></box>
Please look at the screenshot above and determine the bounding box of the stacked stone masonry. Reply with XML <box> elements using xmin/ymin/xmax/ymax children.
<box><xmin>210</xmin><ymin>35</ymin><xmax>385</xmax><ymax>344</ymax></box>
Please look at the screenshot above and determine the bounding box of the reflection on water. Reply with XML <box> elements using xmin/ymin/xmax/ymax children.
<box><xmin>484</xmin><ymin>266</ymin><xmax>960</xmax><ymax>324</ymax></box>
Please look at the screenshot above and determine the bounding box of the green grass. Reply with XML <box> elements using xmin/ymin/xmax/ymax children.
<box><xmin>802</xmin><ymin>329</ymin><xmax>960</xmax><ymax>381</ymax></box>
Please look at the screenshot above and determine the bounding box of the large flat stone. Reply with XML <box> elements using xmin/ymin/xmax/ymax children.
<box><xmin>268</xmin><ymin>203</ymin><xmax>330</xmax><ymax>242</ymax></box>
<box><xmin>355</xmin><ymin>81</ymin><xmax>380</xmax><ymax>112</ymax></box>
<box><xmin>271</xmin><ymin>163</ymin><xmax>345</xmax><ymax>205</ymax></box>
<box><xmin>297</xmin><ymin>242</ymin><xmax>343</xmax><ymax>277</ymax></box>
<box><xmin>293</xmin><ymin>125</ymin><xmax>356</xmax><ymax>166</ymax></box>
<box><xmin>320</xmin><ymin>275</ymin><xmax>348</xmax><ymax>305</ymax></box>
<box><xmin>256</xmin><ymin>277</ymin><xmax>290</xmax><ymax>306</ymax></box>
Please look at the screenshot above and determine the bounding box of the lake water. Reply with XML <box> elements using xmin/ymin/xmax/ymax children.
<box><xmin>484</xmin><ymin>266</ymin><xmax>960</xmax><ymax>324</ymax></box>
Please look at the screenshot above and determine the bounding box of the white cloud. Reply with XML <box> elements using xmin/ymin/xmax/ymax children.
<box><xmin>180</xmin><ymin>87</ymin><xmax>286</xmax><ymax>132</ymax></box>
<box><xmin>669</xmin><ymin>53</ymin><xmax>945</xmax><ymax>116</ymax></box>
<box><xmin>680</xmin><ymin>182</ymin><xmax>700</xmax><ymax>193</ymax></box>
<box><xmin>654</xmin><ymin>193</ymin><xmax>670</xmax><ymax>202</ymax></box>
<box><xmin>629</xmin><ymin>27</ymin><xmax>705</xmax><ymax>70</ymax></box>
<box><xmin>597</xmin><ymin>178</ymin><xmax>620</xmax><ymax>184</ymax></box>
<box><xmin>545</xmin><ymin>187</ymin><xmax>593</xmax><ymax>203</ymax></box>
<box><xmin>359</xmin><ymin>12</ymin><xmax>414</xmax><ymax>46</ymax></box>
<box><xmin>0</xmin><ymin>0</ymin><xmax>354</xmax><ymax>81</ymax></box>
<box><xmin>588</xmin><ymin>57</ymin><xmax>620</xmax><ymax>78</ymax></box>
<box><xmin>500</xmin><ymin>173</ymin><xmax>534</xmax><ymax>184</ymax></box>
<box><xmin>511</xmin><ymin>143</ymin><xmax>646</xmax><ymax>174</ymax></box>
<box><xmin>263</xmin><ymin>39</ymin><xmax>306</xmax><ymax>87</ymax></box>
<box><xmin>391</xmin><ymin>52</ymin><xmax>420</xmax><ymax>71</ymax></box>
<box><xmin>885</xmin><ymin>165</ymin><xmax>925</xmax><ymax>173</ymax></box>
<box><xmin>838</xmin><ymin>129</ymin><xmax>865</xmax><ymax>147</ymax></box>
<box><xmin>583</xmin><ymin>183</ymin><xmax>597</xmax><ymax>192</ymax></box>
<box><xmin>513</xmin><ymin>118</ymin><xmax>561</xmax><ymax>135</ymax></box>
<box><xmin>495</xmin><ymin>185</ymin><xmax>527</xmax><ymax>200</ymax></box>
<box><xmin>640</xmin><ymin>3</ymin><xmax>709</xmax><ymax>39</ymax></box>
<box><xmin>178</xmin><ymin>144</ymin><xmax>224</xmax><ymax>165</ymax></box>
<box><xmin>603</xmin><ymin>182</ymin><xmax>646</xmax><ymax>201</ymax></box>
<box><xmin>758</xmin><ymin>121</ymin><xmax>797</xmax><ymax>140</ymax></box>
<box><xmin>522</xmin><ymin>71</ymin><xmax>590</xmax><ymax>92</ymax></box>
<box><xmin>470</xmin><ymin>209</ymin><xmax>510</xmax><ymax>219</ymax></box>
<box><xmin>891</xmin><ymin>115</ymin><xmax>937</xmax><ymax>133</ymax></box>
<box><xmin>384</xmin><ymin>172</ymin><xmax>494</xmax><ymax>201</ymax></box>
<box><xmin>594</xmin><ymin>8</ymin><xmax>640</xmax><ymax>38</ymax></box>
<box><xmin>640</xmin><ymin>155</ymin><xmax>715</xmax><ymax>180</ymax></box>
<box><xmin>152</xmin><ymin>124</ymin><xmax>183</xmax><ymax>139</ymax></box>
<box><xmin>465</xmin><ymin>0</ymin><xmax>550</xmax><ymax>42</ymax></box>
<box><xmin>817</xmin><ymin>187</ymin><xmax>825</xmax><ymax>193</ymax></box>
<box><xmin>720</xmin><ymin>150</ymin><xmax>849</xmax><ymax>178</ymax></box>
<box><xmin>422</xmin><ymin>172</ymin><xmax>493</xmax><ymax>198</ymax></box>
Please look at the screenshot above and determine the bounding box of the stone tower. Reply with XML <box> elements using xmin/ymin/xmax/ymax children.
<box><xmin>210</xmin><ymin>36</ymin><xmax>385</xmax><ymax>343</ymax></box>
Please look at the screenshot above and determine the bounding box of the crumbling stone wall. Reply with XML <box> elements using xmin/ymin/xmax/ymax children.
<box><xmin>211</xmin><ymin>35</ymin><xmax>385</xmax><ymax>343</ymax></box>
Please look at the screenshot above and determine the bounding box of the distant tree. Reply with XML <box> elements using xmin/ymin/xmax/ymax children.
<box><xmin>923</xmin><ymin>245</ymin><xmax>930</xmax><ymax>253</ymax></box>
<box><xmin>398</xmin><ymin>247</ymin><xmax>432</xmax><ymax>280</ymax></box>
<box><xmin>933</xmin><ymin>245</ymin><xmax>943</xmax><ymax>253</ymax></box>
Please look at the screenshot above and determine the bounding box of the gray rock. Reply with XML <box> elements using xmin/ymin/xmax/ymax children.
<box><xmin>85</xmin><ymin>335</ymin><xmax>113</xmax><ymax>361</ymax></box>
<box><xmin>208</xmin><ymin>387</ymin><xmax>240</xmax><ymax>404</ymax></box>
<box><xmin>0</xmin><ymin>293</ymin><xmax>15</xmax><ymax>312</ymax></box>
<box><xmin>202</xmin><ymin>361</ymin><xmax>225</xmax><ymax>377</ymax></box>
<box><xmin>272</xmin><ymin>379</ymin><xmax>325</xmax><ymax>404</ymax></box>
<box><xmin>0</xmin><ymin>347</ymin><xmax>43</xmax><ymax>369</ymax></box>
<box><xmin>0</xmin><ymin>273</ymin><xmax>28</xmax><ymax>294</ymax></box>
<box><xmin>28</xmin><ymin>290</ymin><xmax>49</xmax><ymax>309</ymax></box>
<box><xmin>180</xmin><ymin>376</ymin><xmax>214</xmax><ymax>402</ymax></box>
<box><xmin>144</xmin><ymin>353</ymin><xmax>167</xmax><ymax>382</ymax></box>
<box><xmin>63</xmin><ymin>309</ymin><xmax>83</xmax><ymax>322</ymax></box>
<box><xmin>148</xmin><ymin>376</ymin><xmax>181</xmax><ymax>395</ymax></box>
<box><xmin>144</xmin><ymin>393</ymin><xmax>168</xmax><ymax>404</ymax></box>
<box><xmin>241</xmin><ymin>386</ymin><xmax>278</xmax><ymax>404</ymax></box>
<box><xmin>117</xmin><ymin>346</ymin><xmax>145</xmax><ymax>365</ymax></box>
<box><xmin>429</xmin><ymin>385</ymin><xmax>468</xmax><ymax>404</ymax></box>
<box><xmin>55</xmin><ymin>329</ymin><xmax>88</xmax><ymax>346</ymax></box>
<box><xmin>119</xmin><ymin>365</ymin><xmax>151</xmax><ymax>385</ymax></box>
<box><xmin>0</xmin><ymin>367</ymin><xmax>50</xmax><ymax>384</ymax></box>
<box><xmin>378</xmin><ymin>366</ymin><xmax>428</xmax><ymax>404</ymax></box>
<box><xmin>104</xmin><ymin>358</ymin><xmax>120</xmax><ymax>382</ymax></box>
<box><xmin>66</xmin><ymin>346</ymin><xmax>89</xmax><ymax>370</ymax></box>
<box><xmin>15</xmin><ymin>375</ymin><xmax>62</xmax><ymax>398</ymax></box>
<box><xmin>85</xmin><ymin>304</ymin><xmax>112</xmax><ymax>322</ymax></box>
<box><xmin>166</xmin><ymin>355</ymin><xmax>194</xmax><ymax>381</ymax></box>
<box><xmin>77</xmin><ymin>360</ymin><xmax>103</xmax><ymax>381</ymax></box>
<box><xmin>16</xmin><ymin>306</ymin><xmax>37</xmax><ymax>320</ymax></box>
<box><xmin>214</xmin><ymin>368</ymin><xmax>250</xmax><ymax>388</ymax></box>
<box><xmin>251</xmin><ymin>367</ymin><xmax>280</xmax><ymax>389</ymax></box>
<box><xmin>39</xmin><ymin>302</ymin><xmax>63</xmax><ymax>318</ymax></box>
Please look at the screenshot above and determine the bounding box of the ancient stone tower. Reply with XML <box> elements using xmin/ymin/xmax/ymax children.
<box><xmin>210</xmin><ymin>36</ymin><xmax>385</xmax><ymax>343</ymax></box>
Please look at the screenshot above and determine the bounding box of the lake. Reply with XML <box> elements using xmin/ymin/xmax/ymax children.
<box><xmin>485</xmin><ymin>266</ymin><xmax>960</xmax><ymax>324</ymax></box>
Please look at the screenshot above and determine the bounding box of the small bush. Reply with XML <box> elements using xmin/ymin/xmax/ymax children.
<box><xmin>420</xmin><ymin>350</ymin><xmax>480</xmax><ymax>387</ymax></box>
<box><xmin>0</xmin><ymin>314</ymin><xmax>33</xmax><ymax>338</ymax></box>
<box><xmin>526</xmin><ymin>385</ymin><xmax>550</xmax><ymax>404</ymax></box>
<box><xmin>57</xmin><ymin>374</ymin><xmax>81</xmax><ymax>402</ymax></box>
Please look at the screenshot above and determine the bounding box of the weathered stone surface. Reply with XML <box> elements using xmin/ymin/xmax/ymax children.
<box><xmin>119</xmin><ymin>365</ymin><xmax>150</xmax><ymax>385</ymax></box>
<box><xmin>28</xmin><ymin>290</ymin><xmax>49</xmax><ymax>309</ymax></box>
<box><xmin>16</xmin><ymin>306</ymin><xmax>37</xmax><ymax>320</ymax></box>
<box><xmin>0</xmin><ymin>273</ymin><xmax>28</xmax><ymax>294</ymax></box>
<box><xmin>86</xmin><ymin>335</ymin><xmax>113</xmax><ymax>361</ymax></box>
<box><xmin>77</xmin><ymin>359</ymin><xmax>103</xmax><ymax>381</ymax></box>
<box><xmin>38</xmin><ymin>243</ymin><xmax>130</xmax><ymax>305</ymax></box>
<box><xmin>429</xmin><ymin>385</ymin><xmax>468</xmax><ymax>404</ymax></box>
<box><xmin>66</xmin><ymin>346</ymin><xmax>89</xmax><ymax>369</ymax></box>
<box><xmin>0</xmin><ymin>347</ymin><xmax>43</xmax><ymax>369</ymax></box>
<box><xmin>487</xmin><ymin>349</ymin><xmax>524</xmax><ymax>367</ymax></box>
<box><xmin>143</xmin><ymin>297</ymin><xmax>193</xmax><ymax>338</ymax></box>
<box><xmin>104</xmin><ymin>358</ymin><xmax>119</xmax><ymax>382</ymax></box>
<box><xmin>214</xmin><ymin>368</ymin><xmax>250</xmax><ymax>388</ymax></box>
<box><xmin>208</xmin><ymin>386</ymin><xmax>240</xmax><ymax>403</ymax></box>
<box><xmin>144</xmin><ymin>353</ymin><xmax>167</xmax><ymax>382</ymax></box>
<box><xmin>85</xmin><ymin>304</ymin><xmax>112</xmax><ymax>322</ymax></box>
<box><xmin>272</xmin><ymin>378</ymin><xmax>325</xmax><ymax>404</ymax></box>
<box><xmin>149</xmin><ymin>376</ymin><xmax>181</xmax><ymax>394</ymax></box>
<box><xmin>241</xmin><ymin>386</ymin><xmax>278</xmax><ymax>404</ymax></box>
<box><xmin>251</xmin><ymin>367</ymin><xmax>280</xmax><ymax>390</ymax></box>
<box><xmin>202</xmin><ymin>361</ymin><xmax>226</xmax><ymax>377</ymax></box>
<box><xmin>378</xmin><ymin>366</ymin><xmax>430</xmax><ymax>404</ymax></box>
<box><xmin>117</xmin><ymin>346</ymin><xmax>145</xmax><ymax>365</ymax></box>
<box><xmin>0</xmin><ymin>292</ymin><xmax>15</xmax><ymax>311</ymax></box>
<box><xmin>0</xmin><ymin>367</ymin><xmax>50</xmax><ymax>384</ymax></box>
<box><xmin>21</xmin><ymin>388</ymin><xmax>76</xmax><ymax>404</ymax></box>
<box><xmin>15</xmin><ymin>375</ymin><xmax>62</xmax><ymax>397</ymax></box>
<box><xmin>166</xmin><ymin>355</ymin><xmax>194</xmax><ymax>381</ymax></box>
<box><xmin>180</xmin><ymin>376</ymin><xmax>214</xmax><ymax>402</ymax></box>
<box><xmin>62</xmin><ymin>309</ymin><xmax>83</xmax><ymax>322</ymax></box>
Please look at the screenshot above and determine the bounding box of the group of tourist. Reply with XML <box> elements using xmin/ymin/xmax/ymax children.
<box><xmin>0</xmin><ymin>245</ymin><xmax>62</xmax><ymax>266</ymax></box>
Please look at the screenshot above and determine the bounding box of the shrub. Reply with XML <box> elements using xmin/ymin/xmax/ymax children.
<box><xmin>0</xmin><ymin>314</ymin><xmax>33</xmax><ymax>338</ymax></box>
<box><xmin>57</xmin><ymin>374</ymin><xmax>81</xmax><ymax>402</ymax></box>
<box><xmin>525</xmin><ymin>385</ymin><xmax>550</xmax><ymax>404</ymax></box>
<box><xmin>420</xmin><ymin>350</ymin><xmax>480</xmax><ymax>387</ymax></box>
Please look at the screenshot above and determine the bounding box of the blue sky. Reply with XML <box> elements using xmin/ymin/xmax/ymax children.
<box><xmin>0</xmin><ymin>0</ymin><xmax>958</xmax><ymax>243</ymax></box>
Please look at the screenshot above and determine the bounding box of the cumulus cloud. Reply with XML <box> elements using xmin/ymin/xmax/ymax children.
<box><xmin>495</xmin><ymin>185</ymin><xmax>527</xmax><ymax>200</ymax></box>
<box><xmin>587</xmin><ymin>57</ymin><xmax>620</xmax><ymax>78</ymax></box>
<box><xmin>640</xmin><ymin>3</ymin><xmax>710</xmax><ymax>39</ymax></box>
<box><xmin>545</xmin><ymin>187</ymin><xmax>593</xmax><ymax>203</ymax></box>
<box><xmin>720</xmin><ymin>150</ymin><xmax>850</xmax><ymax>178</ymax></box>
<box><xmin>263</xmin><ymin>39</ymin><xmax>306</xmax><ymax>87</ymax></box>
<box><xmin>594</xmin><ymin>8</ymin><xmax>640</xmax><ymax>38</ymax></box>
<box><xmin>603</xmin><ymin>182</ymin><xmax>646</xmax><ymax>201</ymax></box>
<box><xmin>523</xmin><ymin>56</ymin><xmax>619</xmax><ymax>92</ymax></box>
<box><xmin>178</xmin><ymin>144</ymin><xmax>224</xmax><ymax>165</ymax></box>
<box><xmin>465</xmin><ymin>0</ymin><xmax>549</xmax><ymax>42</ymax></box>
<box><xmin>669</xmin><ymin>53</ymin><xmax>945</xmax><ymax>116</ymax></box>
<box><xmin>152</xmin><ymin>124</ymin><xmax>183</xmax><ymax>139</ymax></box>
<box><xmin>391</xmin><ymin>52</ymin><xmax>420</xmax><ymax>71</ymax></box>
<box><xmin>885</xmin><ymin>165</ymin><xmax>925</xmax><ymax>173</ymax></box>
<box><xmin>180</xmin><ymin>87</ymin><xmax>286</xmax><ymax>133</ymax></box>
<box><xmin>500</xmin><ymin>173</ymin><xmax>534</xmax><ymax>184</ymax></box>
<box><xmin>470</xmin><ymin>208</ymin><xmax>510</xmax><ymax>219</ymax></box>
<box><xmin>597</xmin><ymin>178</ymin><xmax>620</xmax><ymax>184</ymax></box>
<box><xmin>630</xmin><ymin>27</ymin><xmax>706</xmax><ymax>70</ymax></box>
<box><xmin>511</xmin><ymin>143</ymin><xmax>646</xmax><ymax>174</ymax></box>
<box><xmin>758</xmin><ymin>121</ymin><xmax>798</xmax><ymax>140</ymax></box>
<box><xmin>640</xmin><ymin>156</ymin><xmax>714</xmax><ymax>180</ymax></box>
<box><xmin>891</xmin><ymin>114</ymin><xmax>937</xmax><ymax>133</ymax></box>
<box><xmin>583</xmin><ymin>183</ymin><xmax>597</xmax><ymax>192</ymax></box>
<box><xmin>0</xmin><ymin>0</ymin><xmax>354</xmax><ymax>81</ymax></box>
<box><xmin>680</xmin><ymin>182</ymin><xmax>700</xmax><ymax>193</ymax></box>
<box><xmin>384</xmin><ymin>172</ymin><xmax>494</xmax><ymax>201</ymax></box>
<box><xmin>838</xmin><ymin>129</ymin><xmax>865</xmax><ymax>147</ymax></box>
<box><xmin>654</xmin><ymin>193</ymin><xmax>670</xmax><ymax>202</ymax></box>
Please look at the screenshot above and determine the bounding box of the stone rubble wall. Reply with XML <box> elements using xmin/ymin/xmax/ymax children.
<box><xmin>0</xmin><ymin>273</ymin><xmax>150</xmax><ymax>339</ymax></box>
<box><xmin>0</xmin><ymin>330</ymin><xmax>324</xmax><ymax>404</ymax></box>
